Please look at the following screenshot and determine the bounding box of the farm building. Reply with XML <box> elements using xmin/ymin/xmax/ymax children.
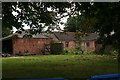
<box><xmin>1</xmin><ymin>32</ymin><xmax>98</xmax><ymax>54</ymax></box>
<box><xmin>2</xmin><ymin>33</ymin><xmax>52</xmax><ymax>54</ymax></box>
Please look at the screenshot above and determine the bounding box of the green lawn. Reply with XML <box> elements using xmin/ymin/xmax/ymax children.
<box><xmin>2</xmin><ymin>55</ymin><xmax>119</xmax><ymax>80</ymax></box>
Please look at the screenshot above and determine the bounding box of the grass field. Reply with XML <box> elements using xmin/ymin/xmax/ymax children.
<box><xmin>2</xmin><ymin>55</ymin><xmax>119</xmax><ymax>80</ymax></box>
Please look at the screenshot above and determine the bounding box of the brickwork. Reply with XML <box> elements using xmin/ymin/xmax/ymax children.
<box><xmin>59</xmin><ymin>40</ymin><xmax>76</xmax><ymax>50</ymax></box>
<box><xmin>2</xmin><ymin>33</ymin><xmax>98</xmax><ymax>54</ymax></box>
<box><xmin>12</xmin><ymin>37</ymin><xmax>52</xmax><ymax>54</ymax></box>
<box><xmin>81</xmin><ymin>41</ymin><xmax>95</xmax><ymax>51</ymax></box>
<box><xmin>60</xmin><ymin>40</ymin><xmax>95</xmax><ymax>51</ymax></box>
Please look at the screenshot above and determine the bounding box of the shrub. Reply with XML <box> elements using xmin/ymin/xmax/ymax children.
<box><xmin>71</xmin><ymin>49</ymin><xmax>83</xmax><ymax>55</ymax></box>
<box><xmin>110</xmin><ymin>50</ymin><xmax>118</xmax><ymax>56</ymax></box>
<box><xmin>83</xmin><ymin>50</ymin><xmax>95</xmax><ymax>55</ymax></box>
<box><xmin>63</xmin><ymin>48</ymin><xmax>71</xmax><ymax>55</ymax></box>
<box><xmin>63</xmin><ymin>47</ymin><xmax>95</xmax><ymax>55</ymax></box>
<box><xmin>63</xmin><ymin>48</ymin><xmax>83</xmax><ymax>55</ymax></box>
<box><xmin>51</xmin><ymin>40</ymin><xmax>59</xmax><ymax>44</ymax></box>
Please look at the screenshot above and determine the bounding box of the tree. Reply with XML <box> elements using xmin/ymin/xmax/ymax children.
<box><xmin>2</xmin><ymin>2</ymin><xmax>73</xmax><ymax>37</ymax></box>
<box><xmin>80</xmin><ymin>3</ymin><xmax>120</xmax><ymax>55</ymax></box>
<box><xmin>65</xmin><ymin>2</ymin><xmax>120</xmax><ymax>56</ymax></box>
<box><xmin>64</xmin><ymin>16</ymin><xmax>81</xmax><ymax>32</ymax></box>
<box><xmin>64</xmin><ymin>15</ymin><xmax>96</xmax><ymax>33</ymax></box>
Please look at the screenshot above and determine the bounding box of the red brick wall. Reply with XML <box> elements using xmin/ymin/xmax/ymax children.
<box><xmin>12</xmin><ymin>37</ymin><xmax>52</xmax><ymax>54</ymax></box>
<box><xmin>58</xmin><ymin>40</ymin><xmax>96</xmax><ymax>51</ymax></box>
<box><xmin>59</xmin><ymin>40</ymin><xmax>76</xmax><ymax>50</ymax></box>
<box><xmin>81</xmin><ymin>40</ymin><xmax>95</xmax><ymax>51</ymax></box>
<box><xmin>12</xmin><ymin>35</ymin><xmax>96</xmax><ymax>54</ymax></box>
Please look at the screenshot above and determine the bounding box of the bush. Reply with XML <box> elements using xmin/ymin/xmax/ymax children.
<box><xmin>71</xmin><ymin>49</ymin><xmax>83</xmax><ymax>55</ymax></box>
<box><xmin>83</xmin><ymin>50</ymin><xmax>95</xmax><ymax>55</ymax></box>
<box><xmin>63</xmin><ymin>48</ymin><xmax>83</xmax><ymax>55</ymax></box>
<box><xmin>63</xmin><ymin>47</ymin><xmax>95</xmax><ymax>55</ymax></box>
<box><xmin>63</xmin><ymin>48</ymin><xmax>71</xmax><ymax>55</ymax></box>
<box><xmin>110</xmin><ymin>50</ymin><xmax>118</xmax><ymax>56</ymax></box>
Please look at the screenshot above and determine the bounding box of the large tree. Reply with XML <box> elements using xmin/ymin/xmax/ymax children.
<box><xmin>85</xmin><ymin>3</ymin><xmax>120</xmax><ymax>55</ymax></box>
<box><xmin>65</xmin><ymin>2</ymin><xmax>120</xmax><ymax>55</ymax></box>
<box><xmin>64</xmin><ymin>15</ymin><xmax>96</xmax><ymax>33</ymax></box>
<box><xmin>2</xmin><ymin>2</ymin><xmax>73</xmax><ymax>36</ymax></box>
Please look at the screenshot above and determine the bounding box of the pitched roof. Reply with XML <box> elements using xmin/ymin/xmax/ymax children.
<box><xmin>54</xmin><ymin>32</ymin><xmax>98</xmax><ymax>41</ymax></box>
<box><xmin>17</xmin><ymin>31</ymin><xmax>50</xmax><ymax>39</ymax></box>
<box><xmin>41</xmin><ymin>33</ymin><xmax>58</xmax><ymax>41</ymax></box>
<box><xmin>17</xmin><ymin>33</ymin><xmax>50</xmax><ymax>39</ymax></box>
<box><xmin>54</xmin><ymin>32</ymin><xmax>76</xmax><ymax>41</ymax></box>
<box><xmin>1</xmin><ymin>33</ymin><xmax>50</xmax><ymax>41</ymax></box>
<box><xmin>81</xmin><ymin>33</ymin><xmax>98</xmax><ymax>40</ymax></box>
<box><xmin>0</xmin><ymin>33</ymin><xmax>17</xmax><ymax>41</ymax></box>
<box><xmin>1</xmin><ymin>32</ymin><xmax>98</xmax><ymax>41</ymax></box>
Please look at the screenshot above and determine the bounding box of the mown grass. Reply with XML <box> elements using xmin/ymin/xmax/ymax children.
<box><xmin>2</xmin><ymin>55</ymin><xmax>119</xmax><ymax>80</ymax></box>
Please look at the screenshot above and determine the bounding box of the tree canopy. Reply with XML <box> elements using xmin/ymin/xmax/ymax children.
<box><xmin>64</xmin><ymin>2</ymin><xmax>120</xmax><ymax>52</ymax></box>
<box><xmin>64</xmin><ymin>15</ymin><xmax>95</xmax><ymax>33</ymax></box>
<box><xmin>2</xmin><ymin>2</ymin><xmax>73</xmax><ymax>36</ymax></box>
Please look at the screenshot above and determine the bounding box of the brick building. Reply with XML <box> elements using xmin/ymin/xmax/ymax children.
<box><xmin>2</xmin><ymin>32</ymin><xmax>98</xmax><ymax>54</ymax></box>
<box><xmin>2</xmin><ymin>33</ymin><xmax>52</xmax><ymax>54</ymax></box>
<box><xmin>53</xmin><ymin>32</ymin><xmax>98</xmax><ymax>51</ymax></box>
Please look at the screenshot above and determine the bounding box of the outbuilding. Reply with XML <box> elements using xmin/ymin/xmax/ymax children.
<box><xmin>2</xmin><ymin>33</ymin><xmax>52</xmax><ymax>54</ymax></box>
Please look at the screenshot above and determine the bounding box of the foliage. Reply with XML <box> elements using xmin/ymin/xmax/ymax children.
<box><xmin>50</xmin><ymin>40</ymin><xmax>59</xmax><ymax>44</ymax></box>
<box><xmin>83</xmin><ymin>50</ymin><xmax>95</xmax><ymax>55</ymax></box>
<box><xmin>2</xmin><ymin>2</ymin><xmax>72</xmax><ymax>37</ymax></box>
<box><xmin>75</xmin><ymin>31</ymin><xmax>84</xmax><ymax>42</ymax></box>
<box><xmin>110</xmin><ymin>50</ymin><xmax>119</xmax><ymax>56</ymax></box>
<box><xmin>23</xmin><ymin>34</ymin><xmax>32</xmax><ymax>38</ymax></box>
<box><xmin>95</xmin><ymin>47</ymin><xmax>105</xmax><ymax>55</ymax></box>
<box><xmin>63</xmin><ymin>48</ymin><xmax>70</xmax><ymax>55</ymax></box>
<box><xmin>64</xmin><ymin>16</ymin><xmax>81</xmax><ymax>32</ymax></box>
<box><xmin>64</xmin><ymin>15</ymin><xmax>95</xmax><ymax>33</ymax></box>
<box><xmin>65</xmin><ymin>2</ymin><xmax>120</xmax><ymax>55</ymax></box>
<box><xmin>63</xmin><ymin>47</ymin><xmax>95</xmax><ymax>55</ymax></box>
<box><xmin>71</xmin><ymin>49</ymin><xmax>83</xmax><ymax>55</ymax></box>
<box><xmin>80</xmin><ymin>3</ymin><xmax>120</xmax><ymax>54</ymax></box>
<box><xmin>75</xmin><ymin>45</ymin><xmax>82</xmax><ymax>51</ymax></box>
<box><xmin>2</xmin><ymin>27</ymin><xmax>13</xmax><ymax>37</ymax></box>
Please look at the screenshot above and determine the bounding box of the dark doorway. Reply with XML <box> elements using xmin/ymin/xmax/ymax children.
<box><xmin>2</xmin><ymin>39</ymin><xmax>13</xmax><ymax>54</ymax></box>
